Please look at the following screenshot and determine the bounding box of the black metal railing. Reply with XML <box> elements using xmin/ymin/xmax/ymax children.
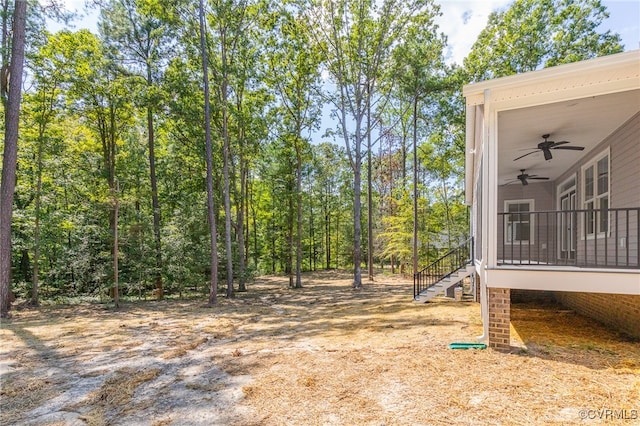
<box><xmin>498</xmin><ymin>207</ymin><xmax>639</xmax><ymax>269</ymax></box>
<box><xmin>413</xmin><ymin>237</ymin><xmax>473</xmax><ymax>299</ymax></box>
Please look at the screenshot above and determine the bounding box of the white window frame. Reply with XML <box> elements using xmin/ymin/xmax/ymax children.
<box><xmin>557</xmin><ymin>174</ymin><xmax>577</xmax><ymax>258</ymax></box>
<box><xmin>581</xmin><ymin>148</ymin><xmax>610</xmax><ymax>239</ymax></box>
<box><xmin>504</xmin><ymin>199</ymin><xmax>535</xmax><ymax>245</ymax></box>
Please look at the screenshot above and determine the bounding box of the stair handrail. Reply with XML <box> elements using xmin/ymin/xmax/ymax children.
<box><xmin>413</xmin><ymin>237</ymin><xmax>473</xmax><ymax>299</ymax></box>
<box><xmin>415</xmin><ymin>237</ymin><xmax>473</xmax><ymax>276</ymax></box>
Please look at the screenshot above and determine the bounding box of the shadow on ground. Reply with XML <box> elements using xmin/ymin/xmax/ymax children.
<box><xmin>510</xmin><ymin>301</ymin><xmax>640</xmax><ymax>370</ymax></box>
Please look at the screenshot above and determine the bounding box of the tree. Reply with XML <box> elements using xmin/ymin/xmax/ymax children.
<box><xmin>162</xmin><ymin>24</ymin><xmax>217</xmax><ymax>297</ymax></box>
<box><xmin>203</xmin><ymin>0</ymin><xmax>263</xmax><ymax>298</ymax></box>
<box><xmin>267</xmin><ymin>2</ymin><xmax>322</xmax><ymax>288</ymax></box>
<box><xmin>228</xmin><ymin>40</ymin><xmax>268</xmax><ymax>293</ymax></box>
<box><xmin>379</xmin><ymin>192</ymin><xmax>413</xmax><ymax>270</ymax></box>
<box><xmin>198</xmin><ymin>0</ymin><xmax>219</xmax><ymax>305</ymax></box>
<box><xmin>311</xmin><ymin>142</ymin><xmax>351</xmax><ymax>270</ymax></box>
<box><xmin>59</xmin><ymin>30</ymin><xmax>133</xmax><ymax>305</ymax></box>
<box><xmin>21</xmin><ymin>30</ymin><xmax>71</xmax><ymax>305</ymax></box>
<box><xmin>309</xmin><ymin>0</ymin><xmax>434</xmax><ymax>288</ymax></box>
<box><xmin>0</xmin><ymin>0</ymin><xmax>26</xmax><ymax>317</ymax></box>
<box><xmin>391</xmin><ymin>9</ymin><xmax>447</xmax><ymax>273</ymax></box>
<box><xmin>464</xmin><ymin>0</ymin><xmax>623</xmax><ymax>82</ymax></box>
<box><xmin>99</xmin><ymin>0</ymin><xmax>174</xmax><ymax>299</ymax></box>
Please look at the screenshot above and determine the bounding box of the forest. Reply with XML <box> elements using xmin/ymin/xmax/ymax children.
<box><xmin>0</xmin><ymin>0</ymin><xmax>624</xmax><ymax>315</ymax></box>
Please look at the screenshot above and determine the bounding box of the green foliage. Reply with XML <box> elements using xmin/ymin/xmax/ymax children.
<box><xmin>379</xmin><ymin>193</ymin><xmax>413</xmax><ymax>266</ymax></box>
<box><xmin>464</xmin><ymin>0</ymin><xmax>623</xmax><ymax>82</ymax></box>
<box><xmin>3</xmin><ymin>0</ymin><xmax>626</xmax><ymax>304</ymax></box>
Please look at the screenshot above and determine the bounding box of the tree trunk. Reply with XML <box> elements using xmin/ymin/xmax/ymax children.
<box><xmin>106</xmin><ymin>102</ymin><xmax>119</xmax><ymax>307</ymax></box>
<box><xmin>1</xmin><ymin>0</ymin><xmax>9</xmax><ymax>68</ymax></box>
<box><xmin>412</xmin><ymin>96</ymin><xmax>419</xmax><ymax>275</ymax></box>
<box><xmin>221</xmin><ymin>42</ymin><xmax>234</xmax><ymax>299</ymax></box>
<box><xmin>251</xmin><ymin>187</ymin><xmax>258</xmax><ymax>269</ymax></box>
<box><xmin>199</xmin><ymin>0</ymin><xmax>218</xmax><ymax>306</ymax></box>
<box><xmin>147</xmin><ymin>104</ymin><xmax>163</xmax><ymax>299</ymax></box>
<box><xmin>353</xmin><ymin>135</ymin><xmax>362</xmax><ymax>289</ymax></box>
<box><xmin>270</xmin><ymin>202</ymin><xmax>276</xmax><ymax>273</ymax></box>
<box><xmin>308</xmin><ymin>175</ymin><xmax>315</xmax><ymax>271</ymax></box>
<box><xmin>335</xmin><ymin>210</ymin><xmax>340</xmax><ymax>269</ymax></box>
<box><xmin>294</xmin><ymin>142</ymin><xmax>302</xmax><ymax>288</ymax></box>
<box><xmin>401</xmin><ymin>135</ymin><xmax>407</xmax><ymax>185</ymax></box>
<box><xmin>366</xmin><ymin>88</ymin><xmax>374</xmax><ymax>282</ymax></box>
<box><xmin>0</xmin><ymin>0</ymin><xmax>27</xmax><ymax>318</ymax></box>
<box><xmin>32</xmin><ymin>130</ymin><xmax>44</xmax><ymax>306</ymax></box>
<box><xmin>19</xmin><ymin>249</ymin><xmax>29</xmax><ymax>282</ymax></box>
<box><xmin>287</xmin><ymin>177</ymin><xmax>294</xmax><ymax>288</ymax></box>
<box><xmin>237</xmin><ymin>165</ymin><xmax>247</xmax><ymax>292</ymax></box>
<box><xmin>325</xmin><ymin>208</ymin><xmax>330</xmax><ymax>269</ymax></box>
<box><xmin>113</xmin><ymin>183</ymin><xmax>120</xmax><ymax>309</ymax></box>
<box><xmin>245</xmin><ymin>171</ymin><xmax>251</xmax><ymax>267</ymax></box>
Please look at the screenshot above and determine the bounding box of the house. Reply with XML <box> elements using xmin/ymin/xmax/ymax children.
<box><xmin>462</xmin><ymin>50</ymin><xmax>640</xmax><ymax>350</ymax></box>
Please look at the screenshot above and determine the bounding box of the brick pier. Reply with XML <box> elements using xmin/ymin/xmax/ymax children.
<box><xmin>488</xmin><ymin>288</ymin><xmax>511</xmax><ymax>351</ymax></box>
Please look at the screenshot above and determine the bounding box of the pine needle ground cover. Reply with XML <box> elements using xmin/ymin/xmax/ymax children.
<box><xmin>1</xmin><ymin>271</ymin><xmax>638</xmax><ymax>425</ymax></box>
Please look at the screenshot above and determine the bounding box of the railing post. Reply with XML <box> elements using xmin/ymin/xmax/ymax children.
<box><xmin>636</xmin><ymin>208</ymin><xmax>639</xmax><ymax>267</ymax></box>
<box><xmin>496</xmin><ymin>207</ymin><xmax>639</xmax><ymax>269</ymax></box>
<box><xmin>593</xmin><ymin>208</ymin><xmax>600</xmax><ymax>266</ymax></box>
<box><xmin>615</xmin><ymin>211</ymin><xmax>619</xmax><ymax>267</ymax></box>
<box><xmin>628</xmin><ymin>210</ymin><xmax>630</xmax><ymax>267</ymax></box>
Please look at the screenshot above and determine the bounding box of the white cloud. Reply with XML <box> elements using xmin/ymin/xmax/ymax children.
<box><xmin>436</xmin><ymin>0</ymin><xmax>512</xmax><ymax>66</ymax></box>
<box><xmin>436</xmin><ymin>0</ymin><xmax>640</xmax><ymax>66</ymax></box>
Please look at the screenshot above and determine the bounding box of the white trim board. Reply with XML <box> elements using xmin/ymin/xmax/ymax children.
<box><xmin>486</xmin><ymin>269</ymin><xmax>640</xmax><ymax>295</ymax></box>
<box><xmin>463</xmin><ymin>50</ymin><xmax>640</xmax><ymax>101</ymax></box>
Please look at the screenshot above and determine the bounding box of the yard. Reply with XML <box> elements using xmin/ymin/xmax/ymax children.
<box><xmin>1</xmin><ymin>271</ymin><xmax>638</xmax><ymax>425</ymax></box>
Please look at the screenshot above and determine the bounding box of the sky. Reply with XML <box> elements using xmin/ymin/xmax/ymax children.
<box><xmin>435</xmin><ymin>0</ymin><xmax>640</xmax><ymax>65</ymax></box>
<box><xmin>50</xmin><ymin>0</ymin><xmax>640</xmax><ymax>67</ymax></box>
<box><xmin>43</xmin><ymin>0</ymin><xmax>639</xmax><ymax>146</ymax></box>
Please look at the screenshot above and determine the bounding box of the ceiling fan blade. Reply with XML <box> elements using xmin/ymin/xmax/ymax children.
<box><xmin>513</xmin><ymin>151</ymin><xmax>538</xmax><ymax>161</ymax></box>
<box><xmin>550</xmin><ymin>141</ymin><xmax>570</xmax><ymax>148</ymax></box>
<box><xmin>543</xmin><ymin>148</ymin><xmax>552</xmax><ymax>161</ymax></box>
<box><xmin>553</xmin><ymin>146</ymin><xmax>585</xmax><ymax>151</ymax></box>
<box><xmin>528</xmin><ymin>177</ymin><xmax>549</xmax><ymax>180</ymax></box>
<box><xmin>521</xmin><ymin>179</ymin><xmax>529</xmax><ymax>186</ymax></box>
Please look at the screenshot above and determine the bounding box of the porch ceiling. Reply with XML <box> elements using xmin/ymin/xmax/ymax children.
<box><xmin>497</xmin><ymin>89</ymin><xmax>640</xmax><ymax>186</ymax></box>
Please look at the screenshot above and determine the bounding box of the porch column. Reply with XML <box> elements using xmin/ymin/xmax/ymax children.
<box><xmin>488</xmin><ymin>288</ymin><xmax>510</xmax><ymax>351</ymax></box>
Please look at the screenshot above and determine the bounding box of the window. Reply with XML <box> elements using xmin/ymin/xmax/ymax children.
<box><xmin>582</xmin><ymin>149</ymin><xmax>609</xmax><ymax>237</ymax></box>
<box><xmin>504</xmin><ymin>200</ymin><xmax>534</xmax><ymax>244</ymax></box>
<box><xmin>559</xmin><ymin>176</ymin><xmax>576</xmax><ymax>194</ymax></box>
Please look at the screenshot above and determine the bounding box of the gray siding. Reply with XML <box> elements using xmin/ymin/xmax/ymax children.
<box><xmin>497</xmin><ymin>182</ymin><xmax>554</xmax><ymax>263</ymax></box>
<box><xmin>558</xmin><ymin>112</ymin><xmax>640</xmax><ymax>267</ymax></box>
<box><xmin>497</xmin><ymin>112</ymin><xmax>639</xmax><ymax>267</ymax></box>
<box><xmin>556</xmin><ymin>111</ymin><xmax>640</xmax><ymax>208</ymax></box>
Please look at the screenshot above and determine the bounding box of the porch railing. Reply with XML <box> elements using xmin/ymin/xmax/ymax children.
<box><xmin>413</xmin><ymin>237</ymin><xmax>473</xmax><ymax>299</ymax></box>
<box><xmin>498</xmin><ymin>207</ymin><xmax>639</xmax><ymax>269</ymax></box>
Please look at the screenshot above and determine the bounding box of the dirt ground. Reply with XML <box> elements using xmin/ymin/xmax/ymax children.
<box><xmin>1</xmin><ymin>270</ymin><xmax>639</xmax><ymax>425</ymax></box>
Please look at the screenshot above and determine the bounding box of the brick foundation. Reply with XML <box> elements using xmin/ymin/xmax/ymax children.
<box><xmin>488</xmin><ymin>288</ymin><xmax>511</xmax><ymax>351</ymax></box>
<box><xmin>554</xmin><ymin>292</ymin><xmax>640</xmax><ymax>339</ymax></box>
